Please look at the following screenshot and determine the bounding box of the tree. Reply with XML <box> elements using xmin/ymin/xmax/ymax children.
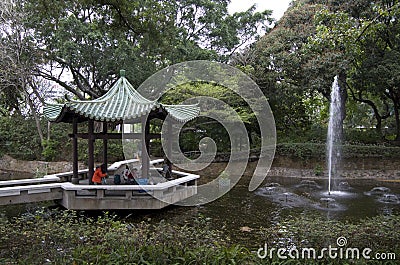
<box><xmin>22</xmin><ymin>0</ymin><xmax>272</xmax><ymax>100</ymax></box>
<box><xmin>310</xmin><ymin>0</ymin><xmax>400</xmax><ymax>141</ymax></box>
<box><xmin>0</xmin><ymin>0</ymin><xmax>50</xmax><ymax>143</ymax></box>
<box><xmin>251</xmin><ymin>0</ymin><xmax>400</xmax><ymax>143</ymax></box>
<box><xmin>0</xmin><ymin>0</ymin><xmax>33</xmax><ymax>115</ymax></box>
<box><xmin>252</xmin><ymin>0</ymin><xmax>327</xmax><ymax>138</ymax></box>
<box><xmin>160</xmin><ymin>81</ymin><xmax>256</xmax><ymax>152</ymax></box>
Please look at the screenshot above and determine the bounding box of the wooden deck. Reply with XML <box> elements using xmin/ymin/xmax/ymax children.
<box><xmin>0</xmin><ymin>159</ymin><xmax>199</xmax><ymax>210</ymax></box>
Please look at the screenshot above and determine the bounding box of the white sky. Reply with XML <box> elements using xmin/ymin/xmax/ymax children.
<box><xmin>228</xmin><ymin>0</ymin><xmax>292</xmax><ymax>20</ymax></box>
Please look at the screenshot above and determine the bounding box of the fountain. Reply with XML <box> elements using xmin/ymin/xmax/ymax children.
<box><xmin>379</xmin><ymin>194</ymin><xmax>400</xmax><ymax>204</ymax></box>
<box><xmin>295</xmin><ymin>180</ymin><xmax>322</xmax><ymax>190</ymax></box>
<box><xmin>364</xmin><ymin>187</ymin><xmax>391</xmax><ymax>196</ymax></box>
<box><xmin>327</xmin><ymin>76</ymin><xmax>343</xmax><ymax>195</ymax></box>
<box><xmin>255</xmin><ymin>183</ymin><xmax>284</xmax><ymax>196</ymax></box>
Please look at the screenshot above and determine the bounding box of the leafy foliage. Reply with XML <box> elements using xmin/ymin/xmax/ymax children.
<box><xmin>4</xmin><ymin>0</ymin><xmax>400</xmax><ymax>159</ymax></box>
<box><xmin>41</xmin><ymin>140</ymin><xmax>59</xmax><ymax>162</ymax></box>
<box><xmin>0</xmin><ymin>209</ymin><xmax>251</xmax><ymax>264</ymax></box>
<box><xmin>277</xmin><ymin>142</ymin><xmax>400</xmax><ymax>159</ymax></box>
<box><xmin>0</xmin><ymin>116</ymin><xmax>42</xmax><ymax>160</ymax></box>
<box><xmin>260</xmin><ymin>213</ymin><xmax>400</xmax><ymax>258</ymax></box>
<box><xmin>22</xmin><ymin>0</ymin><xmax>272</xmax><ymax>100</ymax></box>
<box><xmin>160</xmin><ymin>81</ymin><xmax>255</xmax><ymax>153</ymax></box>
<box><xmin>309</xmin><ymin>0</ymin><xmax>400</xmax><ymax>140</ymax></box>
<box><xmin>251</xmin><ymin>0</ymin><xmax>400</xmax><ymax>143</ymax></box>
<box><xmin>0</xmin><ymin>208</ymin><xmax>398</xmax><ymax>264</ymax></box>
<box><xmin>0</xmin><ymin>0</ymin><xmax>41</xmax><ymax>116</ymax></box>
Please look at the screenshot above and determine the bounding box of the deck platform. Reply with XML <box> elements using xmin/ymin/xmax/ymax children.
<box><xmin>0</xmin><ymin>160</ymin><xmax>199</xmax><ymax>210</ymax></box>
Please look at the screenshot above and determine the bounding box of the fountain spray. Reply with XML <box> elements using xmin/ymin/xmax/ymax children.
<box><xmin>327</xmin><ymin>76</ymin><xmax>343</xmax><ymax>195</ymax></box>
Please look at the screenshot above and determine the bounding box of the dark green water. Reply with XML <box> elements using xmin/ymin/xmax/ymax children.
<box><xmin>1</xmin><ymin>175</ymin><xmax>400</xmax><ymax>248</ymax></box>
<box><xmin>122</xmin><ymin>176</ymin><xmax>400</xmax><ymax>247</ymax></box>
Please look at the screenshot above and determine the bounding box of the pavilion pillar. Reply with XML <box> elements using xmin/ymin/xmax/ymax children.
<box><xmin>166</xmin><ymin>119</ymin><xmax>173</xmax><ymax>175</ymax></box>
<box><xmin>88</xmin><ymin>119</ymin><xmax>95</xmax><ymax>184</ymax></box>
<box><xmin>166</xmin><ymin>119</ymin><xmax>172</xmax><ymax>159</ymax></box>
<box><xmin>141</xmin><ymin>116</ymin><xmax>150</xmax><ymax>178</ymax></box>
<box><xmin>71</xmin><ymin>117</ymin><xmax>79</xmax><ymax>184</ymax></box>
<box><xmin>103</xmin><ymin>121</ymin><xmax>108</xmax><ymax>171</ymax></box>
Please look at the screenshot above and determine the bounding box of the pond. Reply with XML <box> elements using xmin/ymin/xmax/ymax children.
<box><xmin>1</xmin><ymin>170</ymin><xmax>400</xmax><ymax>249</ymax></box>
<box><xmin>122</xmin><ymin>175</ymin><xmax>400</xmax><ymax>248</ymax></box>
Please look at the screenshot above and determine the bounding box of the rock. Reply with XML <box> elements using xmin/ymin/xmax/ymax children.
<box><xmin>240</xmin><ymin>226</ymin><xmax>253</xmax><ymax>232</ymax></box>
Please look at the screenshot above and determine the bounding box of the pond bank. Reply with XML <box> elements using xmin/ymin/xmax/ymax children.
<box><xmin>270</xmin><ymin>155</ymin><xmax>400</xmax><ymax>180</ymax></box>
<box><xmin>1</xmin><ymin>154</ymin><xmax>399</xmax><ymax>181</ymax></box>
<box><xmin>0</xmin><ymin>155</ymin><xmax>85</xmax><ymax>180</ymax></box>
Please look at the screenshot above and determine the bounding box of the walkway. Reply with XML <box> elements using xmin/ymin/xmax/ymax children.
<box><xmin>0</xmin><ymin>159</ymin><xmax>199</xmax><ymax>210</ymax></box>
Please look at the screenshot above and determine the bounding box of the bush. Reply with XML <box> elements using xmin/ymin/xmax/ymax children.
<box><xmin>276</xmin><ymin>143</ymin><xmax>400</xmax><ymax>159</ymax></box>
<box><xmin>345</xmin><ymin>128</ymin><xmax>383</xmax><ymax>145</ymax></box>
<box><xmin>41</xmin><ymin>140</ymin><xmax>58</xmax><ymax>161</ymax></box>
<box><xmin>259</xmin><ymin>214</ymin><xmax>400</xmax><ymax>263</ymax></box>
<box><xmin>0</xmin><ymin>116</ymin><xmax>41</xmax><ymax>160</ymax></box>
<box><xmin>0</xmin><ymin>208</ymin><xmax>398</xmax><ymax>264</ymax></box>
<box><xmin>0</xmin><ymin>209</ymin><xmax>253</xmax><ymax>264</ymax></box>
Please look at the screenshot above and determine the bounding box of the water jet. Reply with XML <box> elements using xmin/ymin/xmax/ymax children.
<box><xmin>327</xmin><ymin>76</ymin><xmax>343</xmax><ymax>195</ymax></box>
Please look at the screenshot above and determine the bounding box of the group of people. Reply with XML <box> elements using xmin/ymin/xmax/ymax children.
<box><xmin>91</xmin><ymin>164</ymin><xmax>138</xmax><ymax>185</ymax></box>
<box><xmin>91</xmin><ymin>157</ymin><xmax>172</xmax><ymax>185</ymax></box>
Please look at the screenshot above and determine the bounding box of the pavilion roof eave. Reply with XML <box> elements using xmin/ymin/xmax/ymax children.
<box><xmin>44</xmin><ymin>102</ymin><xmax>200</xmax><ymax>124</ymax></box>
<box><xmin>43</xmin><ymin>73</ymin><xmax>200</xmax><ymax>124</ymax></box>
<box><xmin>161</xmin><ymin>104</ymin><xmax>200</xmax><ymax>123</ymax></box>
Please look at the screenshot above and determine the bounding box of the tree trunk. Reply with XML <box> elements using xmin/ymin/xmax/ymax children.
<box><xmin>394</xmin><ymin>104</ymin><xmax>400</xmax><ymax>141</ymax></box>
<box><xmin>25</xmin><ymin>91</ymin><xmax>44</xmax><ymax>143</ymax></box>
<box><xmin>347</xmin><ymin>84</ymin><xmax>385</xmax><ymax>138</ymax></box>
<box><xmin>375</xmin><ymin>115</ymin><xmax>382</xmax><ymax>136</ymax></box>
<box><xmin>47</xmin><ymin>121</ymin><xmax>51</xmax><ymax>141</ymax></box>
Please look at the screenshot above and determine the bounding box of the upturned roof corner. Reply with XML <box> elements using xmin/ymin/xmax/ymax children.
<box><xmin>43</xmin><ymin>71</ymin><xmax>199</xmax><ymax>123</ymax></box>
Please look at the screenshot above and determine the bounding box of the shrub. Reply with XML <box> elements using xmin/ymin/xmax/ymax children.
<box><xmin>276</xmin><ymin>143</ymin><xmax>400</xmax><ymax>159</ymax></box>
<box><xmin>41</xmin><ymin>140</ymin><xmax>58</xmax><ymax>161</ymax></box>
<box><xmin>0</xmin><ymin>208</ymin><xmax>398</xmax><ymax>264</ymax></box>
<box><xmin>0</xmin><ymin>116</ymin><xmax>41</xmax><ymax>160</ymax></box>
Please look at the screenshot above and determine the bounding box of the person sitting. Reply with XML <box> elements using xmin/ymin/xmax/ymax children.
<box><xmin>92</xmin><ymin>163</ymin><xmax>107</xmax><ymax>185</ymax></box>
<box><xmin>113</xmin><ymin>174</ymin><xmax>121</xmax><ymax>185</ymax></box>
<box><xmin>161</xmin><ymin>158</ymin><xmax>173</xmax><ymax>180</ymax></box>
<box><xmin>123</xmin><ymin>165</ymin><xmax>138</xmax><ymax>185</ymax></box>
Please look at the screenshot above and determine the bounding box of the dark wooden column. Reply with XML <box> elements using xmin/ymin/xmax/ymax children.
<box><xmin>103</xmin><ymin>121</ymin><xmax>108</xmax><ymax>171</ymax></box>
<box><xmin>72</xmin><ymin>117</ymin><xmax>79</xmax><ymax>184</ymax></box>
<box><xmin>141</xmin><ymin>116</ymin><xmax>149</xmax><ymax>178</ymax></box>
<box><xmin>166</xmin><ymin>119</ymin><xmax>173</xmax><ymax>175</ymax></box>
<box><xmin>88</xmin><ymin>119</ymin><xmax>95</xmax><ymax>184</ymax></box>
<box><xmin>166</xmin><ymin>119</ymin><xmax>172</xmax><ymax>159</ymax></box>
<box><xmin>145</xmin><ymin>119</ymin><xmax>150</xmax><ymax>158</ymax></box>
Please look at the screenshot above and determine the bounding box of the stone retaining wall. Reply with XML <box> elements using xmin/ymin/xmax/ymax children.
<box><xmin>1</xmin><ymin>154</ymin><xmax>399</xmax><ymax>181</ymax></box>
<box><xmin>0</xmin><ymin>155</ymin><xmax>85</xmax><ymax>180</ymax></box>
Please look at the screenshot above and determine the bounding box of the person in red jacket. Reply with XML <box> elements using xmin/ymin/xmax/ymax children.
<box><xmin>92</xmin><ymin>163</ymin><xmax>107</xmax><ymax>185</ymax></box>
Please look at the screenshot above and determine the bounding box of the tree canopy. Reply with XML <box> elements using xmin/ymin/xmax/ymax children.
<box><xmin>251</xmin><ymin>0</ymin><xmax>400</xmax><ymax>143</ymax></box>
<box><xmin>21</xmin><ymin>0</ymin><xmax>272</xmax><ymax>99</ymax></box>
<box><xmin>3</xmin><ymin>0</ymin><xmax>400</xmax><ymax>161</ymax></box>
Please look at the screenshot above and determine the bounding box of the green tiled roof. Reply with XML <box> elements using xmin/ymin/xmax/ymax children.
<box><xmin>43</xmin><ymin>73</ymin><xmax>199</xmax><ymax>123</ymax></box>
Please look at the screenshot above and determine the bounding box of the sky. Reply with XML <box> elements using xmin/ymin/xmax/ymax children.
<box><xmin>228</xmin><ymin>0</ymin><xmax>292</xmax><ymax>20</ymax></box>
